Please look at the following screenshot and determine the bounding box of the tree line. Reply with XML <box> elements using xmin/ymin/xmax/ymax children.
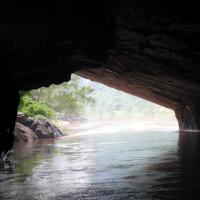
<box><xmin>18</xmin><ymin>75</ymin><xmax>95</xmax><ymax>118</ymax></box>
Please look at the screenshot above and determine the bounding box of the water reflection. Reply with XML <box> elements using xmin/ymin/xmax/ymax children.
<box><xmin>1</xmin><ymin>131</ymin><xmax>200</xmax><ymax>199</ymax></box>
<box><xmin>148</xmin><ymin>132</ymin><xmax>200</xmax><ymax>199</ymax></box>
<box><xmin>12</xmin><ymin>140</ymin><xmax>57</xmax><ymax>181</ymax></box>
<box><xmin>178</xmin><ymin>132</ymin><xmax>200</xmax><ymax>199</ymax></box>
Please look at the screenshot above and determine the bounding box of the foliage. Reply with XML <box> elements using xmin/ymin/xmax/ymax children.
<box><xmin>18</xmin><ymin>75</ymin><xmax>96</xmax><ymax>118</ymax></box>
<box><xmin>28</xmin><ymin>75</ymin><xmax>95</xmax><ymax>116</ymax></box>
<box><xmin>18</xmin><ymin>74</ymin><xmax>173</xmax><ymax>121</ymax></box>
<box><xmin>83</xmin><ymin>79</ymin><xmax>175</xmax><ymax>120</ymax></box>
<box><xmin>18</xmin><ymin>96</ymin><xmax>54</xmax><ymax>118</ymax></box>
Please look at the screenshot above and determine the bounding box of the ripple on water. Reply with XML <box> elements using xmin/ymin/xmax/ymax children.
<box><xmin>2</xmin><ymin>130</ymin><xmax>200</xmax><ymax>199</ymax></box>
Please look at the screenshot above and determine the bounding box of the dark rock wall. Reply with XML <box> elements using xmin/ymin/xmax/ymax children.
<box><xmin>0</xmin><ymin>67</ymin><xmax>19</xmax><ymax>153</ymax></box>
<box><xmin>175</xmin><ymin>104</ymin><xmax>200</xmax><ymax>131</ymax></box>
<box><xmin>0</xmin><ymin>0</ymin><xmax>115</xmax><ymax>89</ymax></box>
<box><xmin>1</xmin><ymin>1</ymin><xmax>200</xmax><ymax>152</ymax></box>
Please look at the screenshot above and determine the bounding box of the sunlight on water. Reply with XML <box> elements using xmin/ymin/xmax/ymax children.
<box><xmin>1</xmin><ymin>122</ymin><xmax>200</xmax><ymax>200</ymax></box>
<box><xmin>71</xmin><ymin>121</ymin><xmax>178</xmax><ymax>138</ymax></box>
<box><xmin>71</xmin><ymin>120</ymin><xmax>179</xmax><ymax>136</ymax></box>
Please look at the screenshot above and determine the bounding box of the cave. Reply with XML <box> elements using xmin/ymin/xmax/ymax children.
<box><xmin>1</xmin><ymin>1</ymin><xmax>200</xmax><ymax>153</ymax></box>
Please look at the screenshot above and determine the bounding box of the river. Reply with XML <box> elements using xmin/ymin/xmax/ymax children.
<box><xmin>1</xmin><ymin>121</ymin><xmax>200</xmax><ymax>199</ymax></box>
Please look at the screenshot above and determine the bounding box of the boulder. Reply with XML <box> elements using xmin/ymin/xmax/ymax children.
<box><xmin>16</xmin><ymin>112</ymin><xmax>34</xmax><ymax>126</ymax></box>
<box><xmin>30</xmin><ymin>117</ymin><xmax>64</xmax><ymax>139</ymax></box>
<box><xmin>14</xmin><ymin>122</ymin><xmax>38</xmax><ymax>143</ymax></box>
<box><xmin>14</xmin><ymin>113</ymin><xmax>64</xmax><ymax>142</ymax></box>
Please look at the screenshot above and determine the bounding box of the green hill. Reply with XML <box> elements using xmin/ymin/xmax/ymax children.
<box><xmin>75</xmin><ymin>75</ymin><xmax>175</xmax><ymax>121</ymax></box>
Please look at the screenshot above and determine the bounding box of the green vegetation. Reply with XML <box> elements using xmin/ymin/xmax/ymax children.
<box><xmin>18</xmin><ymin>95</ymin><xmax>54</xmax><ymax>118</ymax></box>
<box><xmin>18</xmin><ymin>74</ymin><xmax>174</xmax><ymax>121</ymax></box>
<box><xmin>13</xmin><ymin>145</ymin><xmax>60</xmax><ymax>182</ymax></box>
<box><xmin>80</xmin><ymin>78</ymin><xmax>175</xmax><ymax>121</ymax></box>
<box><xmin>18</xmin><ymin>75</ymin><xmax>95</xmax><ymax>118</ymax></box>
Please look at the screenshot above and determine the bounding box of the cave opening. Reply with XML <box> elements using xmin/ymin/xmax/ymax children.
<box><xmin>1</xmin><ymin>1</ymin><xmax>200</xmax><ymax>197</ymax></box>
<box><xmin>16</xmin><ymin>73</ymin><xmax>179</xmax><ymax>142</ymax></box>
<box><xmin>0</xmin><ymin>74</ymin><xmax>183</xmax><ymax>199</ymax></box>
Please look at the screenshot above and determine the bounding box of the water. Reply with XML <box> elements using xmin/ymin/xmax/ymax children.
<box><xmin>1</xmin><ymin>123</ymin><xmax>200</xmax><ymax>199</ymax></box>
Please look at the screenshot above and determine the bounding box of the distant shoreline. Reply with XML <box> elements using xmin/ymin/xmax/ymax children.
<box><xmin>56</xmin><ymin>119</ymin><xmax>179</xmax><ymax>137</ymax></box>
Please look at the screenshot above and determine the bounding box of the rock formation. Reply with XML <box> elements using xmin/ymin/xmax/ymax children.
<box><xmin>14</xmin><ymin>122</ymin><xmax>38</xmax><ymax>143</ymax></box>
<box><xmin>1</xmin><ymin>1</ymin><xmax>200</xmax><ymax>152</ymax></box>
<box><xmin>15</xmin><ymin>113</ymin><xmax>64</xmax><ymax>141</ymax></box>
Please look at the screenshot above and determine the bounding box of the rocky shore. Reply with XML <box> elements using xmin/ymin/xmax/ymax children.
<box><xmin>14</xmin><ymin>113</ymin><xmax>65</xmax><ymax>142</ymax></box>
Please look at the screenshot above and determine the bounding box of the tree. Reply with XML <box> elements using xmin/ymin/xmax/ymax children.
<box><xmin>18</xmin><ymin>95</ymin><xmax>54</xmax><ymax>118</ymax></box>
<box><xmin>19</xmin><ymin>75</ymin><xmax>96</xmax><ymax>118</ymax></box>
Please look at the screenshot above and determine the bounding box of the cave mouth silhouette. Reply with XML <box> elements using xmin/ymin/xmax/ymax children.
<box><xmin>1</xmin><ymin>1</ymin><xmax>200</xmax><ymax>153</ymax></box>
<box><xmin>0</xmin><ymin>67</ymin><xmax>195</xmax><ymax>154</ymax></box>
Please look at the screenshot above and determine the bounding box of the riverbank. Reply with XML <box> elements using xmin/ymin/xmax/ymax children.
<box><xmin>14</xmin><ymin>112</ymin><xmax>179</xmax><ymax>143</ymax></box>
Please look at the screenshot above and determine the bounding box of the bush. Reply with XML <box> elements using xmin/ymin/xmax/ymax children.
<box><xmin>18</xmin><ymin>96</ymin><xmax>54</xmax><ymax>118</ymax></box>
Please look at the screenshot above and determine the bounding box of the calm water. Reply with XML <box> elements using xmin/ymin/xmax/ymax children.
<box><xmin>1</xmin><ymin>123</ymin><xmax>200</xmax><ymax>199</ymax></box>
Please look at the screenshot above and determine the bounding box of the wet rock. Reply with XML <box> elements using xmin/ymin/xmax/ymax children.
<box><xmin>175</xmin><ymin>104</ymin><xmax>200</xmax><ymax>131</ymax></box>
<box><xmin>14</xmin><ymin>113</ymin><xmax>64</xmax><ymax>141</ymax></box>
<box><xmin>30</xmin><ymin>117</ymin><xmax>64</xmax><ymax>139</ymax></box>
<box><xmin>14</xmin><ymin>122</ymin><xmax>37</xmax><ymax>143</ymax></box>
<box><xmin>16</xmin><ymin>112</ymin><xmax>34</xmax><ymax>127</ymax></box>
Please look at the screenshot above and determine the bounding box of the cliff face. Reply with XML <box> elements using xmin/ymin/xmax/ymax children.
<box><xmin>1</xmin><ymin>1</ymin><xmax>200</xmax><ymax>151</ymax></box>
